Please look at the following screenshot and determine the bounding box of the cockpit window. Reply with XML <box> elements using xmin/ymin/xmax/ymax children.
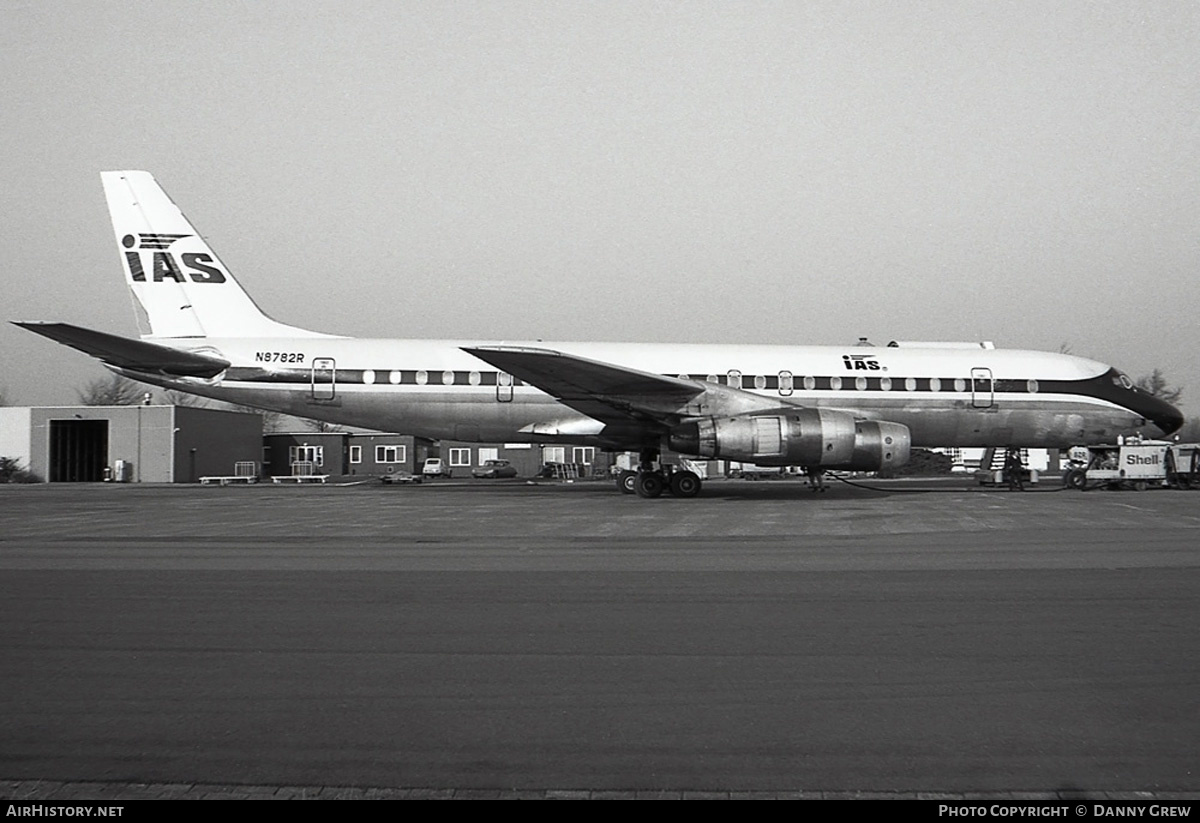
<box><xmin>1118</xmin><ymin>373</ymin><xmax>1133</xmax><ymax>390</ymax></box>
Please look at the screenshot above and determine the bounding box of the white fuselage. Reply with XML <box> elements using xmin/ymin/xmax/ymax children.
<box><xmin>145</xmin><ymin>336</ymin><xmax>1155</xmax><ymax>449</ymax></box>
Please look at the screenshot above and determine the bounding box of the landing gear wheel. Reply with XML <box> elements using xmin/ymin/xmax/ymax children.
<box><xmin>1064</xmin><ymin>468</ymin><xmax>1087</xmax><ymax>490</ymax></box>
<box><xmin>617</xmin><ymin>470</ymin><xmax>637</xmax><ymax>495</ymax></box>
<box><xmin>635</xmin><ymin>472</ymin><xmax>665</xmax><ymax>498</ymax></box>
<box><xmin>668</xmin><ymin>470</ymin><xmax>702</xmax><ymax>498</ymax></box>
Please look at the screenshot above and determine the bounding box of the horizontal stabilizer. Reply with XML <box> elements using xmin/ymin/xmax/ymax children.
<box><xmin>13</xmin><ymin>322</ymin><xmax>230</xmax><ymax>378</ymax></box>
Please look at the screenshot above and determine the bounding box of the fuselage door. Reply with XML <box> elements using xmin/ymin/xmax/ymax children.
<box><xmin>971</xmin><ymin>367</ymin><xmax>993</xmax><ymax>409</ymax></box>
<box><xmin>311</xmin><ymin>357</ymin><xmax>336</xmax><ymax>401</ymax></box>
<box><xmin>496</xmin><ymin>371</ymin><xmax>513</xmax><ymax>403</ymax></box>
<box><xmin>778</xmin><ymin>370</ymin><xmax>794</xmax><ymax>397</ymax></box>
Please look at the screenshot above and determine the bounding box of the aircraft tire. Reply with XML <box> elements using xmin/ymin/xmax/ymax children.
<box><xmin>1064</xmin><ymin>468</ymin><xmax>1087</xmax><ymax>490</ymax></box>
<box><xmin>635</xmin><ymin>472</ymin><xmax>665</xmax><ymax>499</ymax></box>
<box><xmin>668</xmin><ymin>470</ymin><xmax>702</xmax><ymax>498</ymax></box>
<box><xmin>617</xmin><ymin>471</ymin><xmax>637</xmax><ymax>494</ymax></box>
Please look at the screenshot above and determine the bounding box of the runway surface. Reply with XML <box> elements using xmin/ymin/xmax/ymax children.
<box><xmin>1</xmin><ymin>478</ymin><xmax>1198</xmax><ymax>796</ymax></box>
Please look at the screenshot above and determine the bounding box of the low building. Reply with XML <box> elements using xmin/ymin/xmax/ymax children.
<box><xmin>437</xmin><ymin>441</ymin><xmax>619</xmax><ymax>478</ymax></box>
<box><xmin>262</xmin><ymin>432</ymin><xmax>434</xmax><ymax>478</ymax></box>
<box><xmin>0</xmin><ymin>405</ymin><xmax>262</xmax><ymax>483</ymax></box>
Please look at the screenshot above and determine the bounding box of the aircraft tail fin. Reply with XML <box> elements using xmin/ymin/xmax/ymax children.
<box><xmin>101</xmin><ymin>171</ymin><xmax>328</xmax><ymax>339</ymax></box>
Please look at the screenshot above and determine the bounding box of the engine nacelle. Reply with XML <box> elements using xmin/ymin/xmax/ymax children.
<box><xmin>668</xmin><ymin>410</ymin><xmax>910</xmax><ymax>472</ymax></box>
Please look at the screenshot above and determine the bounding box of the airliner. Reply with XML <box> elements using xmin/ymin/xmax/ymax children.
<box><xmin>15</xmin><ymin>171</ymin><xmax>1183</xmax><ymax>498</ymax></box>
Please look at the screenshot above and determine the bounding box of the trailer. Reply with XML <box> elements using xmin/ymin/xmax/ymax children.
<box><xmin>1063</xmin><ymin>441</ymin><xmax>1200</xmax><ymax>490</ymax></box>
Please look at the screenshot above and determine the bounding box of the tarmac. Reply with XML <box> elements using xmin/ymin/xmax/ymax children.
<box><xmin>2</xmin><ymin>476</ymin><xmax>1198</xmax><ymax>800</ymax></box>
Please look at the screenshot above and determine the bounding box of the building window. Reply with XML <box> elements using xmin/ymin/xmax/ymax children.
<box><xmin>478</xmin><ymin>448</ymin><xmax>498</xmax><ymax>463</ymax></box>
<box><xmin>289</xmin><ymin>445</ymin><xmax>323</xmax><ymax>467</ymax></box>
<box><xmin>572</xmin><ymin>447</ymin><xmax>595</xmax><ymax>465</ymax></box>
<box><xmin>350</xmin><ymin>445</ymin><xmax>362</xmax><ymax>464</ymax></box>
<box><xmin>375</xmin><ymin>445</ymin><xmax>405</xmax><ymax>463</ymax></box>
<box><xmin>449</xmin><ymin>448</ymin><xmax>471</xmax><ymax>467</ymax></box>
<box><xmin>543</xmin><ymin>446</ymin><xmax>566</xmax><ymax>464</ymax></box>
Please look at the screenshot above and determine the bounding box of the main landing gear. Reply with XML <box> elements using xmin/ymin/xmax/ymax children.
<box><xmin>616</xmin><ymin>449</ymin><xmax>703</xmax><ymax>499</ymax></box>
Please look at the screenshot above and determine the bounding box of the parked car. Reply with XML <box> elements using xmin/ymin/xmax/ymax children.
<box><xmin>380</xmin><ymin>469</ymin><xmax>422</xmax><ymax>484</ymax></box>
<box><xmin>472</xmin><ymin>459</ymin><xmax>518</xmax><ymax>479</ymax></box>
<box><xmin>422</xmin><ymin>458</ymin><xmax>452</xmax><ymax>478</ymax></box>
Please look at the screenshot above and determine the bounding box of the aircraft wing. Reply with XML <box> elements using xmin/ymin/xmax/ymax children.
<box><xmin>462</xmin><ymin>345</ymin><xmax>706</xmax><ymax>429</ymax></box>
<box><xmin>13</xmin><ymin>322</ymin><xmax>230</xmax><ymax>378</ymax></box>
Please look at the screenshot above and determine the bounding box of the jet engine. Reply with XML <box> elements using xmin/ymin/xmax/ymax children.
<box><xmin>668</xmin><ymin>409</ymin><xmax>910</xmax><ymax>472</ymax></box>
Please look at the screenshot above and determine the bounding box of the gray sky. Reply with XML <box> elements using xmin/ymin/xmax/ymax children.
<box><xmin>3</xmin><ymin>1</ymin><xmax>1198</xmax><ymax>414</ymax></box>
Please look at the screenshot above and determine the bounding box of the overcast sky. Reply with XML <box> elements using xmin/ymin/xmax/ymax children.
<box><xmin>3</xmin><ymin>1</ymin><xmax>1198</xmax><ymax>414</ymax></box>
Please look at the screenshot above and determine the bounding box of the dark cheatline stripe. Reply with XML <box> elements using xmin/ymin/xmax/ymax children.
<box><xmin>220</xmin><ymin>366</ymin><xmax>1112</xmax><ymax>403</ymax></box>
<box><xmin>212</xmin><ymin>364</ymin><xmax>1177</xmax><ymax>431</ymax></box>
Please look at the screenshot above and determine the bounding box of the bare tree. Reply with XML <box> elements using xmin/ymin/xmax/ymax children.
<box><xmin>1135</xmin><ymin>369</ymin><xmax>1183</xmax><ymax>406</ymax></box>
<box><xmin>160</xmin><ymin>389</ymin><xmax>209</xmax><ymax>407</ymax></box>
<box><xmin>0</xmin><ymin>456</ymin><xmax>40</xmax><ymax>483</ymax></box>
<box><xmin>217</xmin><ymin>401</ymin><xmax>286</xmax><ymax>433</ymax></box>
<box><xmin>77</xmin><ymin>374</ymin><xmax>146</xmax><ymax>406</ymax></box>
<box><xmin>304</xmin><ymin>417</ymin><xmax>342</xmax><ymax>433</ymax></box>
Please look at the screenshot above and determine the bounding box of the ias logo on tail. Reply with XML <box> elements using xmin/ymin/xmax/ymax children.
<box><xmin>127</xmin><ymin>233</ymin><xmax>190</xmax><ymax>250</ymax></box>
<box><xmin>121</xmin><ymin>234</ymin><xmax>227</xmax><ymax>284</ymax></box>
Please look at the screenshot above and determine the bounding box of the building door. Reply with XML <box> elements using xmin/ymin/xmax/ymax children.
<box><xmin>49</xmin><ymin>419</ymin><xmax>108</xmax><ymax>482</ymax></box>
<box><xmin>311</xmin><ymin>358</ymin><xmax>336</xmax><ymax>401</ymax></box>
<box><xmin>971</xmin><ymin>368</ymin><xmax>994</xmax><ymax>409</ymax></box>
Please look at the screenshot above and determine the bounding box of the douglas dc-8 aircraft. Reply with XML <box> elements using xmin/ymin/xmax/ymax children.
<box><xmin>16</xmin><ymin>171</ymin><xmax>1183</xmax><ymax>498</ymax></box>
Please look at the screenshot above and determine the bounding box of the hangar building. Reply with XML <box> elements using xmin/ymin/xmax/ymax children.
<box><xmin>0</xmin><ymin>405</ymin><xmax>263</xmax><ymax>483</ymax></box>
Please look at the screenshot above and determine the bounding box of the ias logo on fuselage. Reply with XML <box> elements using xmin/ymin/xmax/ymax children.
<box><xmin>843</xmin><ymin>354</ymin><xmax>884</xmax><ymax>371</ymax></box>
<box><xmin>121</xmin><ymin>233</ymin><xmax>227</xmax><ymax>284</ymax></box>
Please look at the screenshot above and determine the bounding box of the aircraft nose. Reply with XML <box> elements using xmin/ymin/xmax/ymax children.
<box><xmin>1146</xmin><ymin>395</ymin><xmax>1184</xmax><ymax>438</ymax></box>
